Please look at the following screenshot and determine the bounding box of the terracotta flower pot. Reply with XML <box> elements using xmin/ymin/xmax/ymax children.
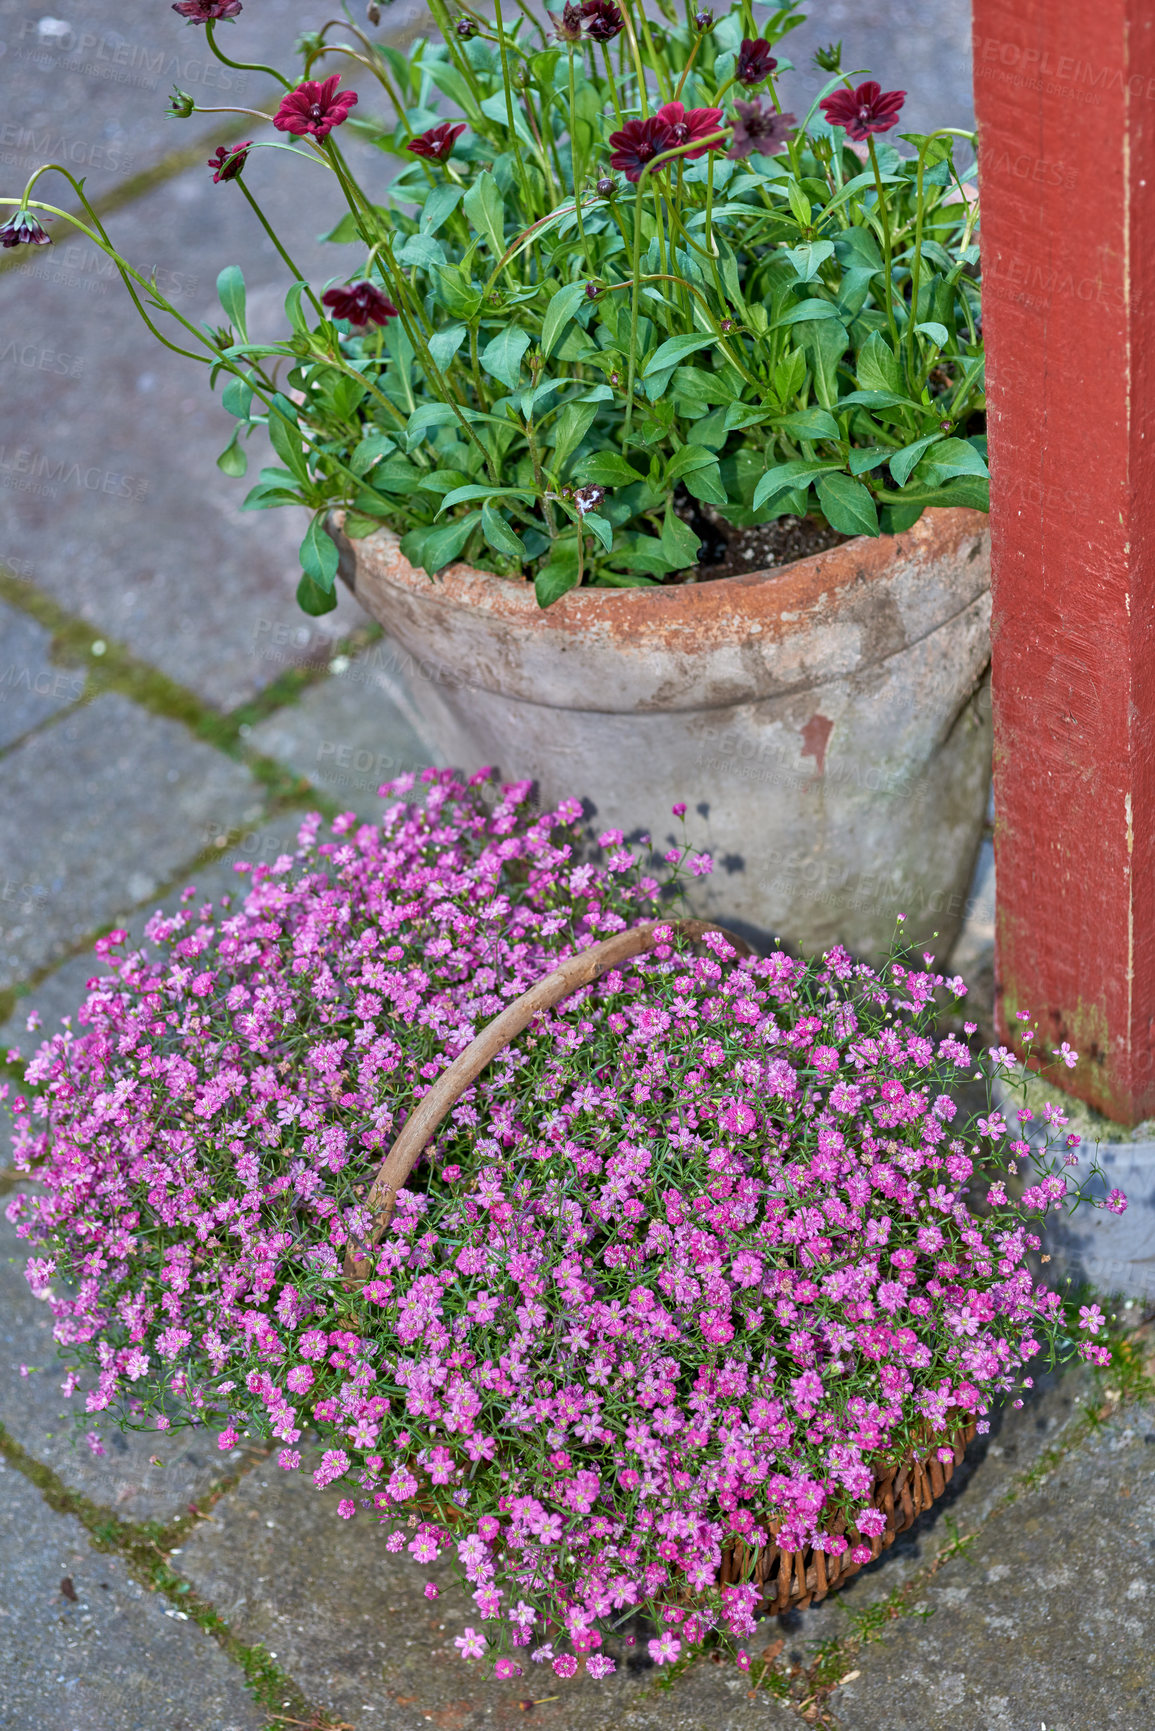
<box><xmin>334</xmin><ymin>506</ymin><xmax>991</xmax><ymax>960</ymax></box>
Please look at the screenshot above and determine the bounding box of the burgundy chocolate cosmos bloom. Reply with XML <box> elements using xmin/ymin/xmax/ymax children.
<box><xmin>274</xmin><ymin>74</ymin><xmax>358</xmax><ymax>142</ymax></box>
<box><xmin>727</xmin><ymin>99</ymin><xmax>796</xmax><ymax>161</ymax></box>
<box><xmin>819</xmin><ymin>79</ymin><xmax>906</xmax><ymax>141</ymax></box>
<box><xmin>207</xmin><ymin>140</ymin><xmax>252</xmax><ymax>182</ymax></box>
<box><xmin>0</xmin><ymin>209</ymin><xmax>52</xmax><ymax>247</ymax></box>
<box><xmin>407</xmin><ymin>121</ymin><xmax>467</xmax><ymax>162</ymax></box>
<box><xmin>654</xmin><ymin>100</ymin><xmax>724</xmax><ymax>159</ymax></box>
<box><xmin>172</xmin><ymin>0</ymin><xmax>242</xmax><ymax>20</ymax></box>
<box><xmin>580</xmin><ymin>0</ymin><xmax>624</xmax><ymax>43</ymax></box>
<box><xmin>607</xmin><ymin>115</ymin><xmax>675</xmax><ymax>183</ymax></box>
<box><xmin>321</xmin><ymin>282</ymin><xmax>399</xmax><ymax>328</ymax></box>
<box><xmin>553</xmin><ymin>2</ymin><xmax>584</xmax><ymax>42</ymax></box>
<box><xmin>736</xmin><ymin>37</ymin><xmax>777</xmax><ymax>85</ymax></box>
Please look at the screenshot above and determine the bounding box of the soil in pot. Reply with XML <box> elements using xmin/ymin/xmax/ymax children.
<box><xmin>669</xmin><ymin>490</ymin><xmax>853</xmax><ymax>583</ymax></box>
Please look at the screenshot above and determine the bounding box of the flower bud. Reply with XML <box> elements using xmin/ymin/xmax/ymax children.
<box><xmin>455</xmin><ymin>14</ymin><xmax>477</xmax><ymax>36</ymax></box>
<box><xmin>167</xmin><ymin>86</ymin><xmax>196</xmax><ymax>118</ymax></box>
<box><xmin>719</xmin><ymin>317</ymin><xmax>734</xmax><ymax>334</ymax></box>
<box><xmin>585</xmin><ymin>280</ymin><xmax>601</xmax><ymax>300</ymax></box>
<box><xmin>366</xmin><ymin>0</ymin><xmax>382</xmax><ymax>21</ymax></box>
<box><xmin>813</xmin><ymin>41</ymin><xmax>842</xmax><ymax>73</ymax></box>
<box><xmin>596</xmin><ymin>176</ymin><xmax>616</xmax><ymax>198</ymax></box>
<box><xmin>694</xmin><ymin>9</ymin><xmax>713</xmax><ymax>29</ymax></box>
<box><xmin>609</xmin><ymin>370</ymin><xmax>621</xmax><ymax>388</ymax></box>
<box><xmin>574</xmin><ymin>484</ymin><xmax>606</xmax><ymax>515</ymax></box>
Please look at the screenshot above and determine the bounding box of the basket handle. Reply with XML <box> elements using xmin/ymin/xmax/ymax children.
<box><xmin>343</xmin><ymin>916</ymin><xmax>752</xmax><ymax>1283</ymax></box>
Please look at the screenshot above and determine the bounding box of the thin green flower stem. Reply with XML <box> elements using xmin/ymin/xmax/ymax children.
<box><xmin>301</xmin><ymin>41</ymin><xmax>406</xmax><ymax>109</ymax></box>
<box><xmin>600</xmin><ymin>43</ymin><xmax>624</xmax><ymax>126</ymax></box>
<box><xmin>600</xmin><ymin>273</ymin><xmax>759</xmax><ymax>387</ymax></box>
<box><xmin>235</xmin><ymin>180</ymin><xmax>325</xmax><ymax>318</ymax></box>
<box><xmin>652</xmin><ymin>181</ymin><xmax>669</xmax><ymax>279</ymax></box>
<box><xmin>468</xmin><ymin>325</ymin><xmax>490</xmax><ymax>410</ymax></box>
<box><xmin>904</xmin><ymin>142</ymin><xmax>932</xmax><ymax>395</ymax></box>
<box><xmin>519</xmin><ymin>84</ymin><xmax>561</xmax><ymax>206</ymax></box>
<box><xmin>866</xmin><ymin>134</ymin><xmax>900</xmax><ymax>350</ymax></box>
<box><xmin>425</xmin><ymin>0</ymin><xmax>486</xmax><ymax>104</ymax></box>
<box><xmin>622</xmin><ymin>0</ymin><xmax>672</xmax><ymax>103</ymax></box>
<box><xmin>704</xmin><ymin>147</ymin><xmax>717</xmax><ymax>257</ymax></box>
<box><xmin>616</xmin><ymin>3</ymin><xmax>652</xmax><ymax>117</ymax></box>
<box><xmin>567</xmin><ymin>49</ymin><xmax>597</xmax><ymax>281</ymax></box>
<box><xmin>312</xmin><ymin>17</ymin><xmax>408</xmax><ymax>114</ymax></box>
<box><xmin>674</xmin><ymin>32</ymin><xmax>706</xmax><ymax>100</ymax></box>
<box><xmin>510</xmin><ymin>0</ymin><xmax>549</xmax><ymax>43</ymax></box>
<box><xmin>177</xmin><ymin>104</ymin><xmax>276</xmax><ymax>122</ymax></box>
<box><xmin>204</xmin><ymin>17</ymin><xmax>293</xmax><ymax>88</ymax></box>
<box><xmin>711</xmin><ymin>74</ymin><xmax>736</xmax><ymax>106</ymax></box>
<box><xmin>1</xmin><ymin>189</ymin><xmax>400</xmax><ymax>505</ymax></box>
<box><xmin>524</xmin><ymin>421</ymin><xmax>557</xmax><ymax>536</ymax></box>
<box><xmin>491</xmin><ymin>0</ymin><xmax>535</xmax><ymax>212</ymax></box>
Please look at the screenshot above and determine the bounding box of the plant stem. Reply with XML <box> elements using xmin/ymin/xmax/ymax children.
<box><xmin>492</xmin><ymin>0</ymin><xmax>535</xmax><ymax>213</ymax></box>
<box><xmin>204</xmin><ymin>17</ymin><xmax>293</xmax><ymax>87</ymax></box>
<box><xmin>568</xmin><ymin>48</ymin><xmax>597</xmax><ymax>280</ymax></box>
<box><xmin>601</xmin><ymin>43</ymin><xmax>624</xmax><ymax>126</ymax></box>
<box><xmin>905</xmin><ymin>141</ymin><xmax>930</xmax><ymax>394</ymax></box>
<box><xmin>236</xmin><ymin>181</ymin><xmax>324</xmax><ymax>318</ymax></box>
<box><xmin>866</xmin><ymin>135</ymin><xmax>900</xmax><ymax>350</ymax></box>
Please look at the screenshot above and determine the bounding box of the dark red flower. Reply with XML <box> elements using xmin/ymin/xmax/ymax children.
<box><xmin>727</xmin><ymin>99</ymin><xmax>796</xmax><ymax>161</ymax></box>
<box><xmin>172</xmin><ymin>0</ymin><xmax>242</xmax><ymax>20</ymax></box>
<box><xmin>581</xmin><ymin>0</ymin><xmax>623</xmax><ymax>42</ymax></box>
<box><xmin>607</xmin><ymin>115</ymin><xmax>676</xmax><ymax>183</ymax></box>
<box><xmin>553</xmin><ymin>2</ymin><xmax>584</xmax><ymax>42</ymax></box>
<box><xmin>407</xmin><ymin>121</ymin><xmax>467</xmax><ymax>162</ymax></box>
<box><xmin>736</xmin><ymin>38</ymin><xmax>777</xmax><ymax>85</ymax></box>
<box><xmin>322</xmin><ymin>281</ymin><xmax>399</xmax><ymax>327</ymax></box>
<box><xmin>654</xmin><ymin>100</ymin><xmax>724</xmax><ymax>159</ymax></box>
<box><xmin>0</xmin><ymin>209</ymin><xmax>52</xmax><ymax>247</ymax></box>
<box><xmin>207</xmin><ymin>140</ymin><xmax>252</xmax><ymax>182</ymax></box>
<box><xmin>819</xmin><ymin>79</ymin><xmax>906</xmax><ymax>141</ymax></box>
<box><xmin>273</xmin><ymin>74</ymin><xmax>358</xmax><ymax>142</ymax></box>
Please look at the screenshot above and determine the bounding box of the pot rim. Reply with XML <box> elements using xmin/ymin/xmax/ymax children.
<box><xmin>335</xmin><ymin>505</ymin><xmax>989</xmax><ymax>642</ymax></box>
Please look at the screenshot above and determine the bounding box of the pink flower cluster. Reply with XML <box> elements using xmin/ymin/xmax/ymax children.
<box><xmin>3</xmin><ymin>772</ymin><xmax>1119</xmax><ymax>1674</ymax></box>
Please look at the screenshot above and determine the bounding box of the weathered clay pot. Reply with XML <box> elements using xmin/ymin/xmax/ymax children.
<box><xmin>335</xmin><ymin>507</ymin><xmax>991</xmax><ymax>961</ymax></box>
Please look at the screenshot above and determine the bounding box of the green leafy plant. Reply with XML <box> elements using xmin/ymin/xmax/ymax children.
<box><xmin>2</xmin><ymin>1</ymin><xmax>983</xmax><ymax>612</ymax></box>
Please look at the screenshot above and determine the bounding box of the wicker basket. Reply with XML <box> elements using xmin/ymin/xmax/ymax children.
<box><xmin>345</xmin><ymin>917</ymin><xmax>978</xmax><ymax>1621</ymax></box>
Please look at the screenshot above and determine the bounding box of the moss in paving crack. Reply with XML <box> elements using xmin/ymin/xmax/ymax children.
<box><xmin>0</xmin><ymin>1418</ymin><xmax>344</xmax><ymax>1730</ymax></box>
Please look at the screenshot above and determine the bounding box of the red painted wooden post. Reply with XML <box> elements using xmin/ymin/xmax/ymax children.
<box><xmin>972</xmin><ymin>0</ymin><xmax>1155</xmax><ymax>1121</ymax></box>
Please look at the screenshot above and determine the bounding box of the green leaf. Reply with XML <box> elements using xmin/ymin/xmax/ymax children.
<box><xmin>643</xmin><ymin>332</ymin><xmax>718</xmax><ymax>376</ymax></box>
<box><xmin>660</xmin><ymin>502</ymin><xmax>700</xmax><ymax>569</ymax></box>
<box><xmin>535</xmin><ymin>548</ymin><xmax>581</xmax><ymax>608</ymax></box>
<box><xmin>815</xmin><ymin>471</ymin><xmax>880</xmax><ymax>538</ymax></box>
<box><xmin>838</xmin><ymin>389</ymin><xmax>913</xmax><ymax>410</ymax></box>
<box><xmin>350</xmin><ymin>430</ymin><xmax>397</xmax><ymax>478</ymax></box>
<box><xmin>479</xmin><ymin>88</ymin><xmax>535</xmax><ymax>147</ymax></box>
<box><xmin>915</xmin><ymin>436</ymin><xmax>990</xmax><ymax>484</ymax></box>
<box><xmin>785</xmin><ymin>180</ymin><xmax>811</xmax><ymax>227</ymax></box>
<box><xmin>420</xmin><ymin>512</ymin><xmax>483</xmax><ymax>573</ymax></box>
<box><xmin>541</xmin><ymin>281</ymin><xmax>590</xmax><ymax>362</ymax></box>
<box><xmin>421</xmin><ymin>183</ymin><xmax>464</xmax><ymax>236</ymax></box>
<box><xmin>683</xmin><ymin>465</ymin><xmax>728</xmax><ymax>506</ymax></box>
<box><xmin>581</xmin><ymin>510</ymin><xmax>614</xmax><ymax>553</ymax></box>
<box><xmin>773</xmin><ymin>298</ymin><xmax>843</xmax><ymax>329</ymax></box>
<box><xmin>753</xmin><ymin>459</ymin><xmax>842</xmax><ymax>512</ymax></box>
<box><xmin>775</xmin><ymin>407</ymin><xmax>841</xmax><ymax>441</ymax></box>
<box><xmin>430</xmin><ymin>263</ymin><xmax>483</xmax><ymax>320</ymax></box>
<box><xmin>396</xmin><ymin>232</ymin><xmax>447</xmax><ymax>270</ymax></box>
<box><xmin>297</xmin><ymin>571</ymin><xmax>339</xmax><ymax>615</ymax></box>
<box><xmin>915</xmin><ymin>320</ymin><xmax>950</xmax><ymax>349</ymax></box>
<box><xmin>438</xmin><ymin>483</ymin><xmax>536</xmax><ymax>514</ymax></box>
<box><xmin>318</xmin><ymin>210</ymin><xmax>363</xmax><ymax>245</ymax></box>
<box><xmin>266</xmin><ymin>395</ymin><xmax>310</xmax><ymax>484</ymax></box>
<box><xmin>481</xmin><ymin>326</ymin><xmax>531</xmax><ymax>392</ymax></box>
<box><xmin>221</xmin><ymin>374</ymin><xmax>253</xmax><ymax>421</ymax></box>
<box><xmin>665</xmin><ymin>445</ymin><xmax>719</xmax><ymax>482</ymax></box>
<box><xmin>284</xmin><ymin>280</ymin><xmax>311</xmax><ymax>337</ymax></box>
<box><xmin>463</xmin><ymin>169</ymin><xmax>506</xmax><ymax>258</ymax></box>
<box><xmin>783</xmin><ymin>239</ymin><xmax>835</xmax><ymax>283</ymax></box>
<box><xmin>551</xmin><ymin>400</ymin><xmax>599</xmax><ymax>473</ymax></box>
<box><xmin>856</xmin><ymin>330</ymin><xmax>904</xmax><ymax>396</ymax></box>
<box><xmin>890</xmin><ymin>433</ymin><xmax>944</xmax><ymax>488</ymax></box>
<box><xmin>482</xmin><ymin>502</ymin><xmax>527</xmax><ymax>559</ymax></box>
<box><xmin>216</xmin><ymin>430</ymin><xmax>248</xmax><ymax>478</ymax></box>
<box><xmin>428</xmin><ymin>323</ymin><xmax>468</xmax><ymax>372</ymax></box>
<box><xmin>216</xmin><ymin>265</ymin><xmax>247</xmax><ymax>339</ymax></box>
<box><xmin>579</xmin><ymin>451</ymin><xmax>646</xmax><ymax>486</ymax></box>
<box><xmin>848</xmin><ymin>446</ymin><xmax>894</xmax><ymax>477</ymax></box>
<box><xmin>299</xmin><ymin>515</ymin><xmax>339</xmax><ymax>590</ymax></box>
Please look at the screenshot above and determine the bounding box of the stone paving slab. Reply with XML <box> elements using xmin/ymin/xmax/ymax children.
<box><xmin>0</xmin><ymin>1205</ymin><xmax>269</xmax><ymax>1527</ymax></box>
<box><xmin>763</xmin><ymin>1358</ymin><xmax>1097</xmax><ymax>1663</ymax></box>
<box><xmin>247</xmin><ymin>644</ymin><xmax>441</xmax><ymax>823</ymax></box>
<box><xmin>0</xmin><ymin>0</ymin><xmax>430</xmax><ymax>201</ymax></box>
<box><xmin>828</xmin><ymin>1399</ymin><xmax>1155</xmax><ymax>1731</ymax></box>
<box><xmin>0</xmin><ymin>599</ymin><xmax>85</xmax><ymax>750</ymax></box>
<box><xmin>0</xmin><ymin>692</ymin><xmax>262</xmax><ymax>990</ymax></box>
<box><xmin>0</xmin><ymin>1450</ymin><xmax>264</xmax><ymax>1731</ymax></box>
<box><xmin>179</xmin><ymin>1454</ymin><xmax>796</xmax><ymax>1731</ymax></box>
